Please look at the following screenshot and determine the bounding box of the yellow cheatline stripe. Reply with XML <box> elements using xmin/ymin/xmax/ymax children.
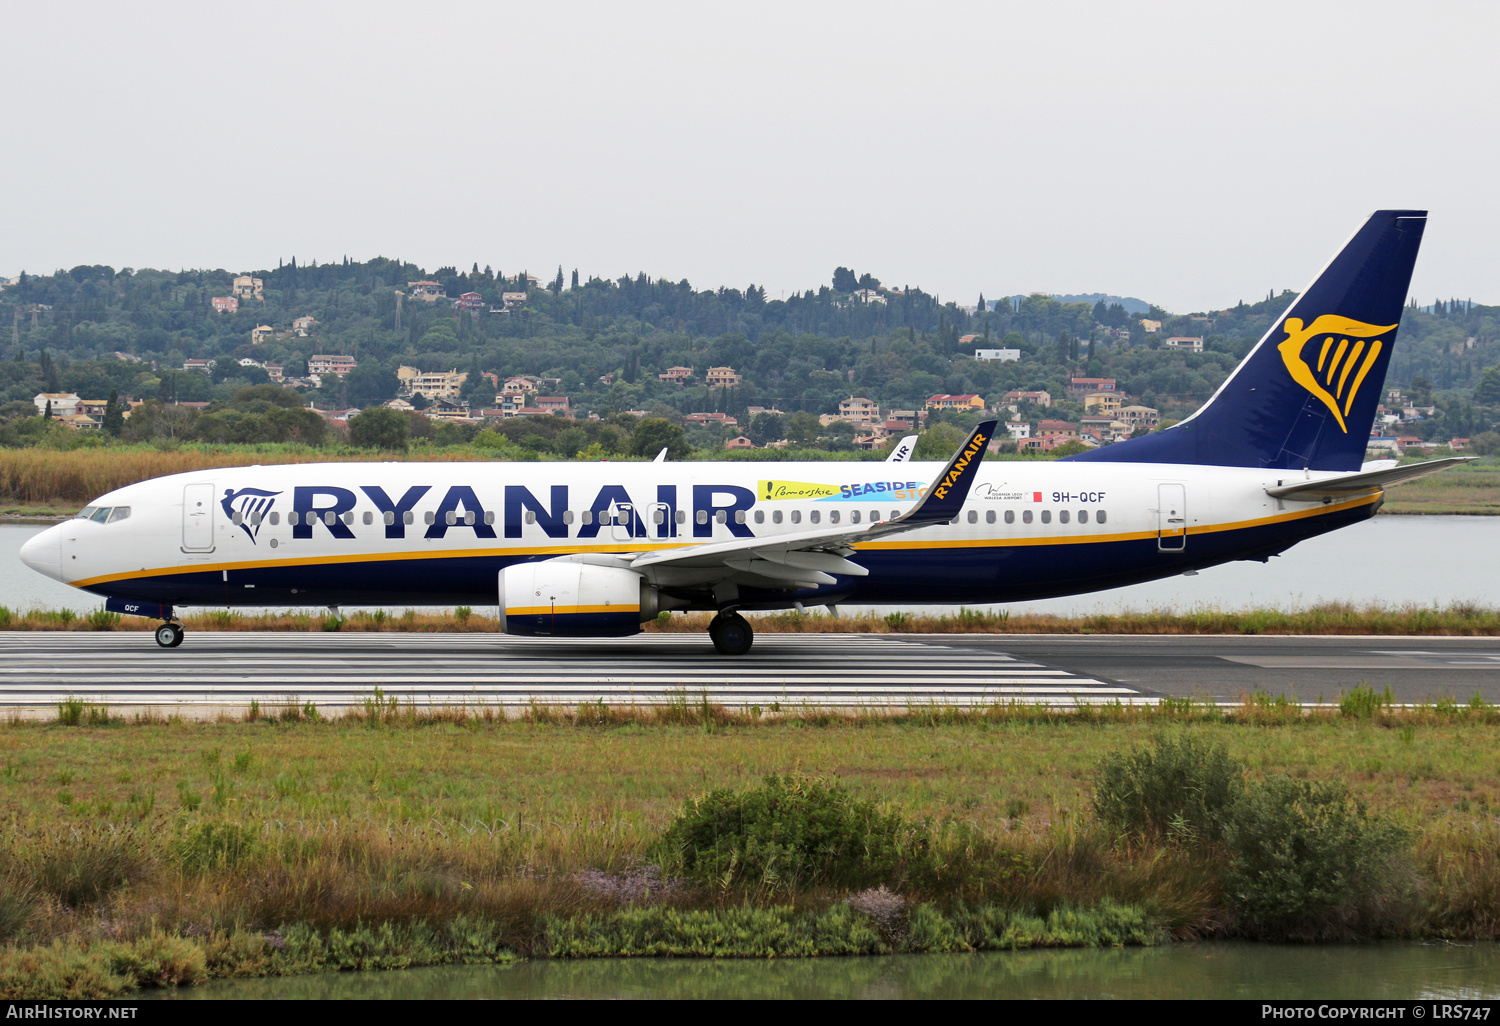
<box><xmin>70</xmin><ymin>491</ymin><xmax>1382</xmax><ymax>589</ymax></box>
<box><xmin>507</xmin><ymin>605</ymin><xmax>638</xmax><ymax>617</ymax></box>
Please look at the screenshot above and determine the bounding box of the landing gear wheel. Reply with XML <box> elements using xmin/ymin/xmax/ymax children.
<box><xmin>709</xmin><ymin>612</ymin><xmax>753</xmax><ymax>656</ymax></box>
<box><xmin>154</xmin><ymin>622</ymin><xmax>184</xmax><ymax>649</ymax></box>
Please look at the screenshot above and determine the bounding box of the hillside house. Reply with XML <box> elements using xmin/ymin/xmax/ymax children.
<box><xmin>400</xmin><ymin>367</ymin><xmax>466</xmax><ymax>400</ymax></box>
<box><xmin>974</xmin><ymin>348</ymin><xmax>1020</xmax><ymax>362</ymax></box>
<box><xmin>232</xmin><ymin>276</ymin><xmax>263</xmax><ymax>300</ymax></box>
<box><xmin>838</xmin><ymin>396</ymin><xmax>881</xmax><ymax>424</ymax></box>
<box><xmin>659</xmin><ymin>366</ymin><xmax>694</xmax><ymax>385</ymax></box>
<box><xmin>456</xmin><ymin>292</ymin><xmax>484</xmax><ymax>311</ymax></box>
<box><xmin>704</xmin><ymin>366</ymin><xmax>742</xmax><ymax>388</ymax></box>
<box><xmin>1083</xmin><ymin>392</ymin><xmax>1123</xmax><ymax>415</ymax></box>
<box><xmin>211</xmin><ymin>296</ymin><xmax>239</xmax><ymax>314</ymax></box>
<box><xmin>292</xmin><ymin>316</ymin><xmax>317</xmax><ymax>336</ymax></box>
<box><xmin>1162</xmin><ymin>336</ymin><xmax>1204</xmax><ymax>352</ymax></box>
<box><xmin>407</xmin><ymin>281</ymin><xmax>444</xmax><ymax>301</ymax></box>
<box><xmin>309</xmin><ymin>355</ymin><xmax>356</xmax><ymax>376</ymax></box>
<box><xmin>1140</xmin><ymin>319</ymin><xmax>1161</xmax><ymax>333</ymax></box>
<box><xmin>1002</xmin><ymin>390</ymin><xmax>1052</xmax><ymax>409</ymax></box>
<box><xmin>535</xmin><ymin>396</ymin><xmax>570</xmax><ymax>415</ymax></box>
<box><xmin>925</xmin><ymin>394</ymin><xmax>985</xmax><ymax>411</ymax></box>
<box><xmin>183</xmin><ymin>359</ymin><xmax>216</xmax><ymax>374</ymax></box>
<box><xmin>1119</xmin><ymin>405</ymin><xmax>1159</xmax><ymax>431</ymax></box>
<box><xmin>251</xmin><ymin>324</ymin><xmax>275</xmax><ymax>345</ymax></box>
<box><xmin>685</xmin><ymin>412</ymin><xmax>738</xmax><ymax>429</ymax></box>
<box><xmin>33</xmin><ymin>393</ymin><xmax>81</xmax><ymax>417</ymax></box>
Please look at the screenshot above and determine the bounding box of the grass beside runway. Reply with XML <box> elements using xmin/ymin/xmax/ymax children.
<box><xmin>1</xmin><ymin>695</ymin><xmax>1499</xmax><ymax>995</ymax></box>
<box><xmin>8</xmin><ymin>602</ymin><xmax>1500</xmax><ymax>635</ymax></box>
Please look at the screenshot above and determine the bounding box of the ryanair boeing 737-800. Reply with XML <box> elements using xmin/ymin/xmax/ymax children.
<box><xmin>19</xmin><ymin>210</ymin><xmax>1467</xmax><ymax>654</ymax></box>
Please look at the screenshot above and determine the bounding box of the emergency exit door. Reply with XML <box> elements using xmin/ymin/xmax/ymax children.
<box><xmin>1157</xmin><ymin>483</ymin><xmax>1186</xmax><ymax>552</ymax></box>
<box><xmin>182</xmin><ymin>483</ymin><xmax>216</xmax><ymax>552</ymax></box>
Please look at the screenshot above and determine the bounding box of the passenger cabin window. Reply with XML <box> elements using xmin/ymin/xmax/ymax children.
<box><xmin>1005</xmin><ymin>510</ymin><xmax>1014</xmax><ymax>524</ymax></box>
<box><xmin>986</xmin><ymin>510</ymin><xmax>995</xmax><ymax>524</ymax></box>
<box><xmin>1041</xmin><ymin>510</ymin><xmax>1051</xmax><ymax>524</ymax></box>
<box><xmin>829</xmin><ymin>510</ymin><xmax>840</xmax><ymax>524</ymax></box>
<box><xmin>754</xmin><ymin>510</ymin><xmax>764</xmax><ymax>524</ymax></box>
<box><xmin>890</xmin><ymin>510</ymin><xmax>898</xmax><ymax>521</ymax></box>
<box><xmin>735</xmin><ymin>510</ymin><xmax>746</xmax><ymax>524</ymax></box>
<box><xmin>655</xmin><ymin>509</ymin><xmax>666</xmax><ymax>525</ymax></box>
<box><xmin>790</xmin><ymin>510</ymin><xmax>801</xmax><ymax>524</ymax></box>
<box><xmin>675</xmin><ymin>510</ymin><xmax>687</xmax><ymax>524</ymax></box>
<box><xmin>1097</xmin><ymin>510</ymin><xmax>1108</xmax><ymax>524</ymax></box>
<box><xmin>525</xmin><ymin>511</ymin><xmax>536</xmax><ymax>524</ymax></box>
<box><xmin>851</xmin><ymin>510</ymin><xmax>861</xmax><ymax>524</ymax></box>
<box><xmin>383</xmin><ymin>511</ymin><xmax>395</xmax><ymax>526</ymax></box>
<box><xmin>772</xmin><ymin>510</ymin><xmax>783</xmax><ymax>525</ymax></box>
<box><xmin>696</xmin><ymin>510</ymin><xmax>708</xmax><ymax>525</ymax></box>
<box><xmin>424</xmin><ymin>511</ymin><xmax>435</xmax><ymax>525</ymax></box>
<box><xmin>715</xmin><ymin>510</ymin><xmax>727</xmax><ymax>524</ymax></box>
<box><xmin>581</xmin><ymin>511</ymin><xmax>593</xmax><ymax>525</ymax></box>
<box><xmin>967</xmin><ymin>510</ymin><xmax>977</xmax><ymax>524</ymax></box>
<box><xmin>1078</xmin><ymin>510</ymin><xmax>1088</xmax><ymax>524</ymax></box>
<box><xmin>362</xmin><ymin>511</ymin><xmax>373</xmax><ymax>526</ymax></box>
<box><xmin>343</xmin><ymin>511</ymin><xmax>355</xmax><ymax>525</ymax></box>
<box><xmin>484</xmin><ymin>511</ymin><xmax>495</xmax><ymax>525</ymax></box>
<box><xmin>809</xmin><ymin>510</ymin><xmax>820</xmax><ymax>524</ymax></box>
<box><xmin>1059</xmin><ymin>510</ymin><xmax>1070</xmax><ymax>524</ymax></box>
<box><xmin>1022</xmin><ymin>510</ymin><xmax>1033</xmax><ymax>524</ymax></box>
<box><xmin>270</xmin><ymin>512</ymin><xmax>280</xmax><ymax>525</ymax></box>
<box><xmin>403</xmin><ymin>511</ymin><xmax>414</xmax><ymax>525</ymax></box>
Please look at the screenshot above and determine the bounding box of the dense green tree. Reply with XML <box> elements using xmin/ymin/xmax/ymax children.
<box><xmin>102</xmin><ymin>389</ymin><xmax>123</xmax><ymax>436</ymax></box>
<box><xmin>347</xmin><ymin>406</ymin><xmax>410</xmax><ymax>450</ymax></box>
<box><xmin>345</xmin><ymin>361</ymin><xmax>398</xmax><ymax>409</ymax></box>
<box><xmin>629</xmin><ymin>417</ymin><xmax>688</xmax><ymax>460</ymax></box>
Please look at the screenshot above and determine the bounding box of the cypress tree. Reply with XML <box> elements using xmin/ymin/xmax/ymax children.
<box><xmin>103</xmin><ymin>388</ymin><xmax>123</xmax><ymax>437</ymax></box>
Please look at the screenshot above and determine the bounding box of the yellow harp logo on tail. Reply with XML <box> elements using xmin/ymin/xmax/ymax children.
<box><xmin>1277</xmin><ymin>314</ymin><xmax>1396</xmax><ymax>433</ymax></box>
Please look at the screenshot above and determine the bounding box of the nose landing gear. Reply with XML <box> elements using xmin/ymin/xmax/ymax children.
<box><xmin>708</xmin><ymin>611</ymin><xmax>753</xmax><ymax>655</ymax></box>
<box><xmin>154</xmin><ymin>621</ymin><xmax>184</xmax><ymax>648</ymax></box>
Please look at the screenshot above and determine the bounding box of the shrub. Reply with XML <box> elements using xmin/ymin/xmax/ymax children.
<box><xmin>85</xmin><ymin>609</ymin><xmax>120</xmax><ymax>631</ymax></box>
<box><xmin>33</xmin><ymin>830</ymin><xmax>151</xmax><ymax>907</ymax></box>
<box><xmin>177</xmin><ymin>822</ymin><xmax>263</xmax><ymax>873</ymax></box>
<box><xmin>659</xmin><ymin>774</ymin><xmax>928</xmax><ymax>889</ymax></box>
<box><xmin>1223</xmin><ymin>776</ymin><xmax>1417</xmax><ymax>941</ymax></box>
<box><xmin>1092</xmin><ymin>734</ymin><xmax>1243</xmax><ymax>842</ymax></box>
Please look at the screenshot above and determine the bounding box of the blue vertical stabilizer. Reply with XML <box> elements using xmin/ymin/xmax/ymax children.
<box><xmin>1066</xmin><ymin>210</ymin><xmax>1426</xmax><ymax>470</ymax></box>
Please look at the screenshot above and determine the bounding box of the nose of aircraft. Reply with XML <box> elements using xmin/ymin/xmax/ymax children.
<box><xmin>19</xmin><ymin>523</ymin><xmax>64</xmax><ymax>583</ymax></box>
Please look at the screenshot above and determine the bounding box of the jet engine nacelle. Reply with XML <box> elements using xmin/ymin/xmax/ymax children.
<box><xmin>498</xmin><ymin>561</ymin><xmax>658</xmax><ymax>637</ymax></box>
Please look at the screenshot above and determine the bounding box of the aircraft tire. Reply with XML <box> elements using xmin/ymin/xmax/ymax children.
<box><xmin>709</xmin><ymin>612</ymin><xmax>753</xmax><ymax>656</ymax></box>
<box><xmin>155</xmin><ymin>623</ymin><xmax>184</xmax><ymax>649</ymax></box>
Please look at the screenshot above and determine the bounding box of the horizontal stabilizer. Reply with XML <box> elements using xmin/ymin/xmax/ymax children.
<box><xmin>1266</xmin><ymin>456</ymin><xmax>1473</xmax><ymax>499</ymax></box>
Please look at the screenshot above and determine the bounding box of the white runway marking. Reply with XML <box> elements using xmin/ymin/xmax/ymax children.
<box><xmin>0</xmin><ymin>632</ymin><xmax>1154</xmax><ymax>710</ymax></box>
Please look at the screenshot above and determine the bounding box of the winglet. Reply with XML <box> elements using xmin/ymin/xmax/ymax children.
<box><xmin>653</xmin><ymin>447</ymin><xmax>668</xmax><ymax>463</ymax></box>
<box><xmin>884</xmin><ymin>435</ymin><xmax>918</xmax><ymax>462</ymax></box>
<box><xmin>888</xmin><ymin>420</ymin><xmax>995</xmax><ymax>526</ymax></box>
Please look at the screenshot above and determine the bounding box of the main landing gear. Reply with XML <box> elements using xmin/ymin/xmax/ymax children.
<box><xmin>708</xmin><ymin>611</ymin><xmax>753</xmax><ymax>656</ymax></box>
<box><xmin>154</xmin><ymin>621</ymin><xmax>184</xmax><ymax>649</ymax></box>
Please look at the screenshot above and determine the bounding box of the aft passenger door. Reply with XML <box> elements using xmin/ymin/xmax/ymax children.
<box><xmin>182</xmin><ymin>483</ymin><xmax>216</xmax><ymax>552</ymax></box>
<box><xmin>1157</xmin><ymin>483</ymin><xmax>1186</xmax><ymax>552</ymax></box>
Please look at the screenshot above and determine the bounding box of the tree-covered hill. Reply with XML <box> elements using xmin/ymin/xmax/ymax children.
<box><xmin>1</xmin><ymin>259</ymin><xmax>1496</xmax><ymax>447</ymax></box>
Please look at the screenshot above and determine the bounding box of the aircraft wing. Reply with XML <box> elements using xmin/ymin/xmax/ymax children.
<box><xmin>1265</xmin><ymin>456</ymin><xmax>1474</xmax><ymax>500</ymax></box>
<box><xmin>629</xmin><ymin>421</ymin><xmax>996</xmax><ymax>588</ymax></box>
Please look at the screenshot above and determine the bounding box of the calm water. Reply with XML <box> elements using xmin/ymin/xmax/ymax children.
<box><xmin>4</xmin><ymin>515</ymin><xmax>1498</xmax><ymax>618</ymax></box>
<box><xmin>151</xmin><ymin>943</ymin><xmax>1500</xmax><ymax>1000</ymax></box>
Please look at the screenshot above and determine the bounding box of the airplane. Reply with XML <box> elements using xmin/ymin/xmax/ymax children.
<box><xmin>19</xmin><ymin>209</ymin><xmax>1469</xmax><ymax>655</ymax></box>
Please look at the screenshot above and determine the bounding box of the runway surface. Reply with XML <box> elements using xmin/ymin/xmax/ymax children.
<box><xmin>894</xmin><ymin>635</ymin><xmax>1500</xmax><ymax>705</ymax></box>
<box><xmin>0</xmin><ymin>631</ymin><xmax>1140</xmax><ymax>714</ymax></box>
<box><xmin>8</xmin><ymin>631</ymin><xmax>1499</xmax><ymax>715</ymax></box>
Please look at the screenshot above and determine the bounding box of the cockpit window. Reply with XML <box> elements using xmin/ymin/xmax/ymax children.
<box><xmin>75</xmin><ymin>506</ymin><xmax>130</xmax><ymax>524</ymax></box>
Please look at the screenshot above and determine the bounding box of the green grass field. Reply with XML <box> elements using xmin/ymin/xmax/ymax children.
<box><xmin>2</xmin><ymin>699</ymin><xmax>1500</xmax><ymax>996</ymax></box>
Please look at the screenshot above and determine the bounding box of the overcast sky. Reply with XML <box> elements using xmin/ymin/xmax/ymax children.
<box><xmin>2</xmin><ymin>1</ymin><xmax>1495</xmax><ymax>312</ymax></box>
